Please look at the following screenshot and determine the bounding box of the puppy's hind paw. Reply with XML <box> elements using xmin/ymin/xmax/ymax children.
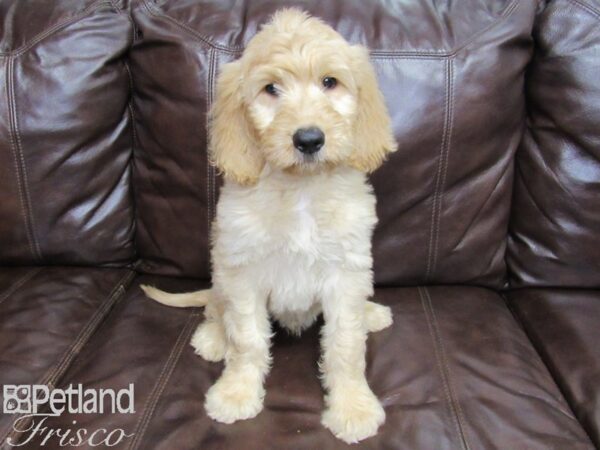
<box><xmin>365</xmin><ymin>301</ymin><xmax>393</xmax><ymax>333</ymax></box>
<box><xmin>190</xmin><ymin>322</ymin><xmax>227</xmax><ymax>362</ymax></box>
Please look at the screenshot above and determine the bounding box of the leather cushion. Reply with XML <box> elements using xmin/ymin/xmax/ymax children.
<box><xmin>130</xmin><ymin>0</ymin><xmax>537</xmax><ymax>288</ymax></box>
<box><xmin>15</xmin><ymin>281</ymin><xmax>593</xmax><ymax>449</ymax></box>
<box><xmin>0</xmin><ymin>1</ymin><xmax>135</xmax><ymax>266</ymax></box>
<box><xmin>0</xmin><ymin>266</ymin><xmax>134</xmax><ymax>446</ymax></box>
<box><xmin>508</xmin><ymin>288</ymin><xmax>600</xmax><ymax>447</ymax></box>
<box><xmin>507</xmin><ymin>0</ymin><xmax>600</xmax><ymax>288</ymax></box>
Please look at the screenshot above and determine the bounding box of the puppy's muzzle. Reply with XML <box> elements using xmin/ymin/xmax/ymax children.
<box><xmin>293</xmin><ymin>127</ymin><xmax>325</xmax><ymax>155</ymax></box>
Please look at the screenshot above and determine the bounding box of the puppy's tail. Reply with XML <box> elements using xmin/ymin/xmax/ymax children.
<box><xmin>140</xmin><ymin>284</ymin><xmax>211</xmax><ymax>308</ymax></box>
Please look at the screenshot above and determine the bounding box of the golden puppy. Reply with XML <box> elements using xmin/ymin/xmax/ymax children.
<box><xmin>142</xmin><ymin>8</ymin><xmax>396</xmax><ymax>444</ymax></box>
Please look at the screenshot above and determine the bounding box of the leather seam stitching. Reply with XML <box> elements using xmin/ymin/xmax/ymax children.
<box><xmin>0</xmin><ymin>267</ymin><xmax>43</xmax><ymax>306</ymax></box>
<box><xmin>372</xmin><ymin>54</ymin><xmax>448</xmax><ymax>61</ymax></box>
<box><xmin>566</xmin><ymin>0</ymin><xmax>600</xmax><ymax>19</ymax></box>
<box><xmin>140</xmin><ymin>0</ymin><xmax>518</xmax><ymax>56</ymax></box>
<box><xmin>107</xmin><ymin>0</ymin><xmax>120</xmax><ymax>12</ymax></box>
<box><xmin>141</xmin><ymin>0</ymin><xmax>240</xmax><ymax>53</ymax></box>
<box><xmin>418</xmin><ymin>287</ymin><xmax>459</xmax><ymax>444</ymax></box>
<box><xmin>40</xmin><ymin>270</ymin><xmax>136</xmax><ymax>388</ymax></box>
<box><xmin>0</xmin><ymin>270</ymin><xmax>135</xmax><ymax>446</ymax></box>
<box><xmin>5</xmin><ymin>57</ymin><xmax>31</xmax><ymax>258</ymax></box>
<box><xmin>127</xmin><ymin>311</ymin><xmax>201</xmax><ymax>450</ymax></box>
<box><xmin>0</xmin><ymin>0</ymin><xmax>113</xmax><ymax>57</ymax></box>
<box><xmin>502</xmin><ymin>294</ymin><xmax>597</xmax><ymax>443</ymax></box>
<box><xmin>6</xmin><ymin>56</ymin><xmax>41</xmax><ymax>261</ymax></box>
<box><xmin>425</xmin><ymin>58</ymin><xmax>450</xmax><ymax>280</ymax></box>
<box><xmin>373</xmin><ymin>0</ymin><xmax>519</xmax><ymax>57</ymax></box>
<box><xmin>419</xmin><ymin>287</ymin><xmax>471</xmax><ymax>450</ymax></box>
<box><xmin>425</xmin><ymin>288</ymin><xmax>472</xmax><ymax>448</ymax></box>
<box><xmin>9</xmin><ymin>57</ymin><xmax>43</xmax><ymax>260</ymax></box>
<box><xmin>432</xmin><ymin>58</ymin><xmax>454</xmax><ymax>278</ymax></box>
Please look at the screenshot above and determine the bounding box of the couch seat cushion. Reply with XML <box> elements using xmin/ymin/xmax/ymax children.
<box><xmin>508</xmin><ymin>288</ymin><xmax>600</xmax><ymax>447</ymax></box>
<box><xmin>0</xmin><ymin>266</ymin><xmax>134</xmax><ymax>447</ymax></box>
<box><xmin>11</xmin><ymin>281</ymin><xmax>593</xmax><ymax>449</ymax></box>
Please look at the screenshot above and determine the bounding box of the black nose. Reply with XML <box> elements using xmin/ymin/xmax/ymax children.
<box><xmin>293</xmin><ymin>127</ymin><xmax>325</xmax><ymax>154</ymax></box>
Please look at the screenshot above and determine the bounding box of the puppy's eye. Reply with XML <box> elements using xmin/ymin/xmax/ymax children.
<box><xmin>322</xmin><ymin>77</ymin><xmax>337</xmax><ymax>89</ymax></box>
<box><xmin>264</xmin><ymin>83</ymin><xmax>278</xmax><ymax>96</ymax></box>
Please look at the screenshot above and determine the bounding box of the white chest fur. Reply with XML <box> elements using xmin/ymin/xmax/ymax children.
<box><xmin>212</xmin><ymin>165</ymin><xmax>378</xmax><ymax>315</ymax></box>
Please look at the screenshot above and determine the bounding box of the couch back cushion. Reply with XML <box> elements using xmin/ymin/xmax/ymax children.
<box><xmin>0</xmin><ymin>0</ymin><xmax>135</xmax><ymax>266</ymax></box>
<box><xmin>131</xmin><ymin>0</ymin><xmax>536</xmax><ymax>288</ymax></box>
<box><xmin>508</xmin><ymin>0</ymin><xmax>600</xmax><ymax>288</ymax></box>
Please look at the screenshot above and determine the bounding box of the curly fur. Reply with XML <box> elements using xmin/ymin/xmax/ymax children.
<box><xmin>141</xmin><ymin>8</ymin><xmax>396</xmax><ymax>444</ymax></box>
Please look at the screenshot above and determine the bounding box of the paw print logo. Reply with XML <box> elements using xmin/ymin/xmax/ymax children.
<box><xmin>3</xmin><ymin>385</ymin><xmax>32</xmax><ymax>414</ymax></box>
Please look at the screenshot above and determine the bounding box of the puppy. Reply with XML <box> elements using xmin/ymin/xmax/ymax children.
<box><xmin>141</xmin><ymin>8</ymin><xmax>397</xmax><ymax>444</ymax></box>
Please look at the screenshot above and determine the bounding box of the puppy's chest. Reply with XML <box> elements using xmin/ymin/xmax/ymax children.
<box><xmin>252</xmin><ymin>190</ymin><xmax>346</xmax><ymax>259</ymax></box>
<box><xmin>215</xmin><ymin>169</ymin><xmax>377</xmax><ymax>270</ymax></box>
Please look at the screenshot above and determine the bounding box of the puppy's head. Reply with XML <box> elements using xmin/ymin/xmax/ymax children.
<box><xmin>210</xmin><ymin>8</ymin><xmax>397</xmax><ymax>185</ymax></box>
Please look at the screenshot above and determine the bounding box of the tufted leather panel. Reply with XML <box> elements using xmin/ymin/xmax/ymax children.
<box><xmin>130</xmin><ymin>0</ymin><xmax>537</xmax><ymax>288</ymax></box>
<box><xmin>507</xmin><ymin>0</ymin><xmax>600</xmax><ymax>288</ymax></box>
<box><xmin>0</xmin><ymin>0</ymin><xmax>136</xmax><ymax>266</ymax></box>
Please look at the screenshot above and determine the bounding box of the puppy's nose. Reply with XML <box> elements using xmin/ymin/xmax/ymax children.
<box><xmin>293</xmin><ymin>127</ymin><xmax>325</xmax><ymax>154</ymax></box>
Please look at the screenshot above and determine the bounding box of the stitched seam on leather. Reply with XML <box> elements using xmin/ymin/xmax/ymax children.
<box><xmin>9</xmin><ymin>57</ymin><xmax>42</xmax><ymax>260</ymax></box>
<box><xmin>5</xmin><ymin>57</ymin><xmax>31</xmax><ymax>258</ymax></box>
<box><xmin>426</xmin><ymin>288</ymin><xmax>473</xmax><ymax>448</ymax></box>
<box><xmin>372</xmin><ymin>54</ymin><xmax>448</xmax><ymax>61</ymax></box>
<box><xmin>445</xmin><ymin>0</ymin><xmax>519</xmax><ymax>57</ymax></box>
<box><xmin>431</xmin><ymin>58</ymin><xmax>454</xmax><ymax>278</ymax></box>
<box><xmin>206</xmin><ymin>47</ymin><xmax>217</xmax><ymax>276</ymax></box>
<box><xmin>1</xmin><ymin>272</ymin><xmax>134</xmax><ymax>445</ymax></box>
<box><xmin>107</xmin><ymin>0</ymin><xmax>120</xmax><ymax>12</ymax></box>
<box><xmin>0</xmin><ymin>270</ymin><xmax>135</xmax><ymax>446</ymax></box>
<box><xmin>0</xmin><ymin>267</ymin><xmax>42</xmax><ymax>306</ymax></box>
<box><xmin>5</xmin><ymin>57</ymin><xmax>41</xmax><ymax>261</ymax></box>
<box><xmin>500</xmin><ymin>293</ymin><xmax>586</xmax><ymax>425</ymax></box>
<box><xmin>419</xmin><ymin>287</ymin><xmax>471</xmax><ymax>450</ymax></box>
<box><xmin>141</xmin><ymin>0</ymin><xmax>518</xmax><ymax>57</ymax></box>
<box><xmin>141</xmin><ymin>0</ymin><xmax>244</xmax><ymax>53</ymax></box>
<box><xmin>419</xmin><ymin>287</ymin><xmax>462</xmax><ymax>446</ymax></box>
<box><xmin>567</xmin><ymin>0</ymin><xmax>600</xmax><ymax>19</ymax></box>
<box><xmin>425</xmin><ymin>57</ymin><xmax>450</xmax><ymax>280</ymax></box>
<box><xmin>127</xmin><ymin>312</ymin><xmax>201</xmax><ymax>450</ymax></box>
<box><xmin>375</xmin><ymin>0</ymin><xmax>519</xmax><ymax>57</ymax></box>
<box><xmin>0</xmin><ymin>1</ymin><xmax>112</xmax><ymax>57</ymax></box>
<box><xmin>41</xmin><ymin>271</ymin><xmax>136</xmax><ymax>388</ymax></box>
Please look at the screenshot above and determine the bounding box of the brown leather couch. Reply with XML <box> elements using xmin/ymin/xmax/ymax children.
<box><xmin>1</xmin><ymin>1</ymin><xmax>599</xmax><ymax>448</ymax></box>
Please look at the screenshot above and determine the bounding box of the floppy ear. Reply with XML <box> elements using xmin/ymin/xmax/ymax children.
<box><xmin>349</xmin><ymin>46</ymin><xmax>397</xmax><ymax>173</ymax></box>
<box><xmin>209</xmin><ymin>60</ymin><xmax>264</xmax><ymax>185</ymax></box>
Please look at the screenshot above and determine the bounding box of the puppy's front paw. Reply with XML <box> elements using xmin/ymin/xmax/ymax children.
<box><xmin>322</xmin><ymin>386</ymin><xmax>385</xmax><ymax>444</ymax></box>
<box><xmin>204</xmin><ymin>376</ymin><xmax>264</xmax><ymax>424</ymax></box>
<box><xmin>191</xmin><ymin>321</ymin><xmax>227</xmax><ymax>362</ymax></box>
<box><xmin>365</xmin><ymin>301</ymin><xmax>393</xmax><ymax>333</ymax></box>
